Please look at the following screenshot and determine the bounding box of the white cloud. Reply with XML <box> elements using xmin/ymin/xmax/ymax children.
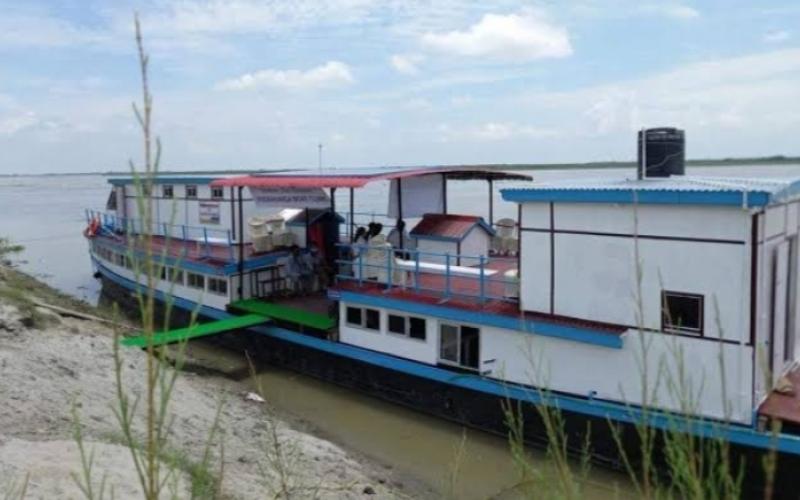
<box><xmin>449</xmin><ymin>95</ymin><xmax>473</xmax><ymax>107</ymax></box>
<box><xmin>764</xmin><ymin>30</ymin><xmax>791</xmax><ymax>43</ymax></box>
<box><xmin>420</xmin><ymin>10</ymin><xmax>572</xmax><ymax>62</ymax></box>
<box><xmin>162</xmin><ymin>0</ymin><xmax>376</xmax><ymax>34</ymax></box>
<box><xmin>517</xmin><ymin>48</ymin><xmax>800</xmax><ymax>140</ymax></box>
<box><xmin>216</xmin><ymin>61</ymin><xmax>355</xmax><ymax>91</ymax></box>
<box><xmin>0</xmin><ymin>12</ymin><xmax>106</xmax><ymax>48</ymax></box>
<box><xmin>645</xmin><ymin>4</ymin><xmax>700</xmax><ymax>20</ymax></box>
<box><xmin>390</xmin><ymin>53</ymin><xmax>424</xmax><ymax>75</ymax></box>
<box><xmin>439</xmin><ymin>121</ymin><xmax>557</xmax><ymax>142</ymax></box>
<box><xmin>0</xmin><ymin>111</ymin><xmax>39</xmax><ymax>135</ymax></box>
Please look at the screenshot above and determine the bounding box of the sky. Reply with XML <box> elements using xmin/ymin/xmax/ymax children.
<box><xmin>1</xmin><ymin>0</ymin><xmax>800</xmax><ymax>174</ymax></box>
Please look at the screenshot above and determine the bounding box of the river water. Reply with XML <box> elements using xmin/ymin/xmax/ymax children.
<box><xmin>2</xmin><ymin>164</ymin><xmax>799</xmax><ymax>498</ymax></box>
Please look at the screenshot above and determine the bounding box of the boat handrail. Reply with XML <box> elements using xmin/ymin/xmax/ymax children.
<box><xmin>333</xmin><ymin>242</ymin><xmax>519</xmax><ymax>304</ymax></box>
<box><xmin>85</xmin><ymin>209</ymin><xmax>236</xmax><ymax>263</ymax></box>
<box><xmin>341</xmin><ymin>211</ymin><xmax>518</xmax><ymax>236</ymax></box>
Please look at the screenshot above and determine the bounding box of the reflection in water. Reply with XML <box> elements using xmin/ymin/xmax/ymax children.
<box><xmin>249</xmin><ymin>368</ymin><xmax>631</xmax><ymax>499</ymax></box>
<box><xmin>179</xmin><ymin>340</ymin><xmax>630</xmax><ymax>499</ymax></box>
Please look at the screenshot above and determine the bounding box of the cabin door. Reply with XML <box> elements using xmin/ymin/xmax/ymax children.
<box><xmin>790</xmin><ymin>237</ymin><xmax>800</xmax><ymax>362</ymax></box>
<box><xmin>770</xmin><ymin>241</ymin><xmax>790</xmax><ymax>382</ymax></box>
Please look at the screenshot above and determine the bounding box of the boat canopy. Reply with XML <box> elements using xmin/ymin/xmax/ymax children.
<box><xmin>209</xmin><ymin>166</ymin><xmax>531</xmax><ymax>189</ymax></box>
<box><xmin>215</xmin><ymin>166</ymin><xmax>533</xmax><ymax>244</ymax></box>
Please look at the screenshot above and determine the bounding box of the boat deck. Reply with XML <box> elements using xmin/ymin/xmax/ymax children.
<box><xmin>344</xmin><ymin>255</ymin><xmax>518</xmax><ymax>303</ymax></box>
<box><xmin>230</xmin><ymin>294</ymin><xmax>336</xmax><ymax>331</ymax></box>
<box><xmin>758</xmin><ymin>365</ymin><xmax>800</xmax><ymax>427</ymax></box>
<box><xmin>92</xmin><ymin>232</ymin><xmax>282</xmax><ymax>267</ymax></box>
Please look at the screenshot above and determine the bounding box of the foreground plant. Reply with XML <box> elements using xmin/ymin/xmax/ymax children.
<box><xmin>503</xmin><ymin>207</ymin><xmax>774</xmax><ymax>500</ymax></box>
<box><xmin>71</xmin><ymin>15</ymin><xmax>224</xmax><ymax>499</ymax></box>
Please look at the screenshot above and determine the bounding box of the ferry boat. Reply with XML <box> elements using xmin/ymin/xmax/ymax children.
<box><xmin>86</xmin><ymin>130</ymin><xmax>800</xmax><ymax>497</ymax></box>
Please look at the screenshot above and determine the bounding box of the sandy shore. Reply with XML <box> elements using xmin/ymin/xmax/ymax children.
<box><xmin>0</xmin><ymin>269</ymin><xmax>410</xmax><ymax>499</ymax></box>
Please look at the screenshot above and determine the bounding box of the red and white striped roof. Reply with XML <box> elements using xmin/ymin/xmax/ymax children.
<box><xmin>210</xmin><ymin>166</ymin><xmax>530</xmax><ymax>189</ymax></box>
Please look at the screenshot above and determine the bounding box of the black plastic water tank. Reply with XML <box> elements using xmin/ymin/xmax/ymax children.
<box><xmin>637</xmin><ymin>127</ymin><xmax>685</xmax><ymax>178</ymax></box>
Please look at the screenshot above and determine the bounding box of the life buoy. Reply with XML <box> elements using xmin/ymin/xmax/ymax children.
<box><xmin>83</xmin><ymin>217</ymin><xmax>100</xmax><ymax>238</ymax></box>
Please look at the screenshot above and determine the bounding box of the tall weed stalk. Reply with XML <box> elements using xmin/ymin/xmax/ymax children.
<box><xmin>73</xmin><ymin>16</ymin><xmax>223</xmax><ymax>499</ymax></box>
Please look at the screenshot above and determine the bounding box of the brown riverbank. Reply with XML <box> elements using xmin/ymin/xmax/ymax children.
<box><xmin>0</xmin><ymin>267</ymin><xmax>412</xmax><ymax>499</ymax></box>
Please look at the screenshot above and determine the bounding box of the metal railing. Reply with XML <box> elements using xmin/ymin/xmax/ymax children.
<box><xmin>339</xmin><ymin>212</ymin><xmax>520</xmax><ymax>252</ymax></box>
<box><xmin>85</xmin><ymin>209</ymin><xmax>235</xmax><ymax>263</ymax></box>
<box><xmin>334</xmin><ymin>243</ymin><xmax>519</xmax><ymax>303</ymax></box>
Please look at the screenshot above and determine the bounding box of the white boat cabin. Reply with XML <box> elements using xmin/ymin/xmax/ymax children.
<box><xmin>501</xmin><ymin>176</ymin><xmax>800</xmax><ymax>424</ymax></box>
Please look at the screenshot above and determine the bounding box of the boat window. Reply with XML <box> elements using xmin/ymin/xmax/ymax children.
<box><xmin>345</xmin><ymin>306</ymin><xmax>381</xmax><ymax>331</ymax></box>
<box><xmin>661</xmin><ymin>291</ymin><xmax>703</xmax><ymax>336</ymax></box>
<box><xmin>365</xmin><ymin>308</ymin><xmax>380</xmax><ymax>330</ymax></box>
<box><xmin>439</xmin><ymin>324</ymin><xmax>459</xmax><ymax>363</ymax></box>
<box><xmin>211</xmin><ymin>187</ymin><xmax>224</xmax><ymax>200</ymax></box>
<box><xmin>388</xmin><ymin>314</ymin><xmax>405</xmax><ymax>335</ymax></box>
<box><xmin>160</xmin><ymin>266</ymin><xmax>183</xmax><ymax>284</ymax></box>
<box><xmin>439</xmin><ymin>323</ymin><xmax>480</xmax><ymax>369</ymax></box>
<box><xmin>162</xmin><ymin>185</ymin><xmax>174</xmax><ymax>198</ymax></box>
<box><xmin>208</xmin><ymin>277</ymin><xmax>228</xmax><ymax>295</ymax></box>
<box><xmin>105</xmin><ymin>189</ymin><xmax>117</xmax><ymax>210</ymax></box>
<box><xmin>346</xmin><ymin>307</ymin><xmax>362</xmax><ymax>326</ymax></box>
<box><xmin>187</xmin><ymin>272</ymin><xmax>205</xmax><ymax>290</ymax></box>
<box><xmin>186</xmin><ymin>185</ymin><xmax>197</xmax><ymax>198</ymax></box>
<box><xmin>388</xmin><ymin>314</ymin><xmax>427</xmax><ymax>341</ymax></box>
<box><xmin>409</xmin><ymin>317</ymin><xmax>427</xmax><ymax>340</ymax></box>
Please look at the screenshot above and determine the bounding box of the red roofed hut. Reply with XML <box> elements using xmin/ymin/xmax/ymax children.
<box><xmin>409</xmin><ymin>213</ymin><xmax>495</xmax><ymax>265</ymax></box>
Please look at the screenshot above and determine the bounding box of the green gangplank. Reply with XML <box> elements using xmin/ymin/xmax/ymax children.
<box><xmin>229</xmin><ymin>299</ymin><xmax>336</xmax><ymax>331</ymax></box>
<box><xmin>121</xmin><ymin>314</ymin><xmax>270</xmax><ymax>348</ymax></box>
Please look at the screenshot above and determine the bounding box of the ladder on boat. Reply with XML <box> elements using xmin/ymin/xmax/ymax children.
<box><xmin>120</xmin><ymin>314</ymin><xmax>271</xmax><ymax>348</ymax></box>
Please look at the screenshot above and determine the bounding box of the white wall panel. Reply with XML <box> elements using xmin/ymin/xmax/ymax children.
<box><xmin>554</xmin><ymin>203</ymin><xmax>749</xmax><ymax>242</ymax></box>
<box><xmin>519</xmin><ymin>231</ymin><xmax>550</xmax><ymax>313</ymax></box>
<box><xmin>482</xmin><ymin>325</ymin><xmax>753</xmax><ymax>424</ymax></box>
<box><xmin>521</xmin><ymin>203</ymin><xmax>550</xmax><ymax>229</ymax></box>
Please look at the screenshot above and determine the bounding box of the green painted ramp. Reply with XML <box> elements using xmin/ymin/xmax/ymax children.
<box><xmin>121</xmin><ymin>314</ymin><xmax>270</xmax><ymax>348</ymax></box>
<box><xmin>230</xmin><ymin>299</ymin><xmax>336</xmax><ymax>331</ymax></box>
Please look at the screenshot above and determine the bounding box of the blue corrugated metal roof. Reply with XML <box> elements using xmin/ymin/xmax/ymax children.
<box><xmin>501</xmin><ymin>176</ymin><xmax>800</xmax><ymax>208</ymax></box>
<box><xmin>107</xmin><ymin>176</ymin><xmax>221</xmax><ymax>186</ymax></box>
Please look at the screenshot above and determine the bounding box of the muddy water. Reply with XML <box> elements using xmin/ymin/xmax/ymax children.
<box><xmin>250</xmin><ymin>368</ymin><xmax>632</xmax><ymax>499</ymax></box>
<box><xmin>183</xmin><ymin>340</ymin><xmax>630</xmax><ymax>499</ymax></box>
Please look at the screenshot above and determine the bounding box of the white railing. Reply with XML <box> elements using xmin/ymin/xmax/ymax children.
<box><xmin>85</xmin><ymin>209</ymin><xmax>236</xmax><ymax>263</ymax></box>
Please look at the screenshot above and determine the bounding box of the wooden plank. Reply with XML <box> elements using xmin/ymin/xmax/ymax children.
<box><xmin>230</xmin><ymin>299</ymin><xmax>336</xmax><ymax>331</ymax></box>
<box><xmin>31</xmin><ymin>300</ymin><xmax>137</xmax><ymax>330</ymax></box>
<box><xmin>121</xmin><ymin>314</ymin><xmax>269</xmax><ymax>347</ymax></box>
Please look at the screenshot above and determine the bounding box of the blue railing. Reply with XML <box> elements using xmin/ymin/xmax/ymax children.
<box><xmin>334</xmin><ymin>243</ymin><xmax>518</xmax><ymax>303</ymax></box>
<box><xmin>85</xmin><ymin>209</ymin><xmax>235</xmax><ymax>263</ymax></box>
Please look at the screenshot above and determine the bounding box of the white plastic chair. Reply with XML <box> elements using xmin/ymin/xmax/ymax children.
<box><xmin>365</xmin><ymin>235</ymin><xmax>391</xmax><ymax>282</ymax></box>
<box><xmin>495</xmin><ymin>218</ymin><xmax>517</xmax><ymax>256</ymax></box>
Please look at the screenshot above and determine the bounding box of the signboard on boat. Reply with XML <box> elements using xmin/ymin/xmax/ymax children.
<box><xmin>251</xmin><ymin>187</ymin><xmax>331</xmax><ymax>209</ymax></box>
<box><xmin>199</xmin><ymin>202</ymin><xmax>221</xmax><ymax>224</ymax></box>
